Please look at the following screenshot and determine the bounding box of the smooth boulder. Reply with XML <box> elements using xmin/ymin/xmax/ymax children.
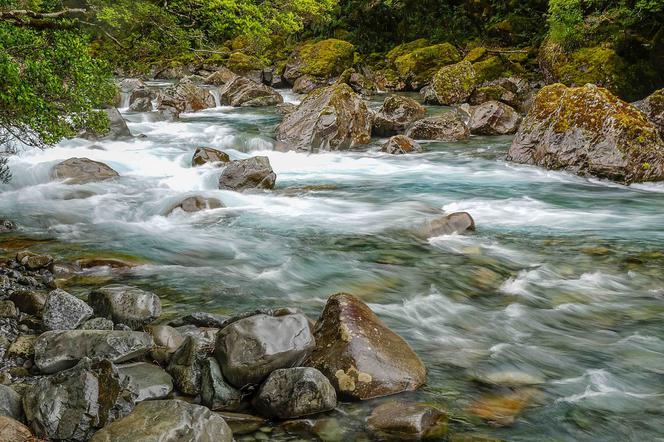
<box><xmin>420</xmin><ymin>212</ymin><xmax>476</xmax><ymax>237</ymax></box>
<box><xmin>219</xmin><ymin>76</ymin><xmax>283</xmax><ymax>107</ymax></box>
<box><xmin>214</xmin><ymin>312</ymin><xmax>315</xmax><ymax>388</ymax></box>
<box><xmin>23</xmin><ymin>359</ymin><xmax>135</xmax><ymax>441</ymax></box>
<box><xmin>373</xmin><ymin>95</ymin><xmax>426</xmax><ymax>136</ymax></box>
<box><xmin>42</xmin><ymin>288</ymin><xmax>93</xmax><ymax>330</ymax></box>
<box><xmin>468</xmin><ymin>101</ymin><xmax>520</xmax><ymax>135</ymax></box>
<box><xmin>165</xmin><ymin>196</ymin><xmax>223</xmax><ymax>215</ymax></box>
<box><xmin>275</xmin><ymin>83</ymin><xmax>372</xmax><ymax>152</ymax></box>
<box><xmin>51</xmin><ymin>158</ymin><xmax>119</xmax><ymax>184</ymax></box>
<box><xmin>507</xmin><ymin>83</ymin><xmax>664</xmax><ymax>184</ymax></box>
<box><xmin>367</xmin><ymin>401</ymin><xmax>448</xmax><ymax>440</ymax></box>
<box><xmin>167</xmin><ymin>335</ymin><xmax>209</xmax><ymax>395</ymax></box>
<box><xmin>200</xmin><ymin>357</ymin><xmax>242</xmax><ymax>411</ymax></box>
<box><xmin>253</xmin><ymin>367</ymin><xmax>337</xmax><ymax>419</ymax></box>
<box><xmin>0</xmin><ymin>416</ymin><xmax>34</xmax><ymax>442</ymax></box>
<box><xmin>117</xmin><ymin>362</ymin><xmax>173</xmax><ymax>401</ymax></box>
<box><xmin>89</xmin><ymin>284</ymin><xmax>162</xmax><ymax>329</ymax></box>
<box><xmin>204</xmin><ymin>67</ymin><xmax>237</xmax><ymax>86</ymax></box>
<box><xmin>128</xmin><ymin>96</ymin><xmax>152</xmax><ymax>112</ymax></box>
<box><xmin>405</xmin><ymin>114</ymin><xmax>470</xmax><ymax>141</ymax></box>
<box><xmin>382</xmin><ymin>135</ymin><xmax>422</xmax><ymax>155</ymax></box>
<box><xmin>34</xmin><ymin>329</ymin><xmax>153</xmax><ymax>373</ymax></box>
<box><xmin>192</xmin><ymin>147</ymin><xmax>231</xmax><ymax>166</ymax></box>
<box><xmin>218</xmin><ymin>156</ymin><xmax>276</xmax><ymax>191</ymax></box>
<box><xmin>89</xmin><ymin>400</ymin><xmax>233</xmax><ymax>442</ymax></box>
<box><xmin>305</xmin><ymin>293</ymin><xmax>426</xmax><ymax>400</ymax></box>
<box><xmin>0</xmin><ymin>385</ymin><xmax>22</xmax><ymax>420</ymax></box>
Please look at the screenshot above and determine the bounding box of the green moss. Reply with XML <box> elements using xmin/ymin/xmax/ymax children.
<box><xmin>226</xmin><ymin>52</ymin><xmax>264</xmax><ymax>72</ymax></box>
<box><xmin>432</xmin><ymin>60</ymin><xmax>478</xmax><ymax>105</ymax></box>
<box><xmin>472</xmin><ymin>56</ymin><xmax>507</xmax><ymax>83</ymax></box>
<box><xmin>464</xmin><ymin>47</ymin><xmax>488</xmax><ymax>63</ymax></box>
<box><xmin>394</xmin><ymin>43</ymin><xmax>461</xmax><ymax>85</ymax></box>
<box><xmin>474</xmin><ymin>86</ymin><xmax>505</xmax><ymax>101</ymax></box>
<box><xmin>298</xmin><ymin>39</ymin><xmax>355</xmax><ymax>77</ymax></box>
<box><xmin>386</xmin><ymin>39</ymin><xmax>429</xmax><ymax>65</ymax></box>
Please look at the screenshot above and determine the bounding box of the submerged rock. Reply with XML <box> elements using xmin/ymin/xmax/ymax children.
<box><xmin>219</xmin><ymin>76</ymin><xmax>283</xmax><ymax>107</ymax></box>
<box><xmin>467</xmin><ymin>388</ymin><xmax>538</xmax><ymax>427</ymax></box>
<box><xmin>89</xmin><ymin>284</ymin><xmax>162</xmax><ymax>330</ymax></box>
<box><xmin>367</xmin><ymin>401</ymin><xmax>448</xmax><ymax>440</ymax></box>
<box><xmin>218</xmin><ymin>156</ymin><xmax>276</xmax><ymax>191</ymax></box>
<box><xmin>51</xmin><ymin>158</ymin><xmax>119</xmax><ymax>184</ymax></box>
<box><xmin>468</xmin><ymin>101</ymin><xmax>520</xmax><ymax>135</ymax></box>
<box><xmin>405</xmin><ymin>114</ymin><xmax>469</xmax><ymax>141</ymax></box>
<box><xmin>89</xmin><ymin>399</ymin><xmax>233</xmax><ymax>442</ymax></box>
<box><xmin>34</xmin><ymin>329</ymin><xmax>153</xmax><ymax>373</ymax></box>
<box><xmin>305</xmin><ymin>293</ymin><xmax>426</xmax><ymax>400</ymax></box>
<box><xmin>253</xmin><ymin>367</ymin><xmax>337</xmax><ymax>419</ymax></box>
<box><xmin>192</xmin><ymin>147</ymin><xmax>231</xmax><ymax>166</ymax></box>
<box><xmin>23</xmin><ymin>359</ymin><xmax>135</xmax><ymax>441</ymax></box>
<box><xmin>42</xmin><ymin>288</ymin><xmax>93</xmax><ymax>330</ymax></box>
<box><xmin>420</xmin><ymin>212</ymin><xmax>476</xmax><ymax>237</ymax></box>
<box><xmin>117</xmin><ymin>362</ymin><xmax>173</xmax><ymax>401</ymax></box>
<box><xmin>214</xmin><ymin>312</ymin><xmax>315</xmax><ymax>388</ymax></box>
<box><xmin>507</xmin><ymin>83</ymin><xmax>664</xmax><ymax>184</ymax></box>
<box><xmin>15</xmin><ymin>251</ymin><xmax>53</xmax><ymax>270</ymax></box>
<box><xmin>166</xmin><ymin>196</ymin><xmax>224</xmax><ymax>215</ymax></box>
<box><xmin>200</xmin><ymin>357</ymin><xmax>242</xmax><ymax>411</ymax></box>
<box><xmin>373</xmin><ymin>95</ymin><xmax>427</xmax><ymax>136</ymax></box>
<box><xmin>217</xmin><ymin>411</ymin><xmax>267</xmax><ymax>435</ymax></box>
<box><xmin>275</xmin><ymin>83</ymin><xmax>372</xmax><ymax>152</ymax></box>
<box><xmin>382</xmin><ymin>135</ymin><xmax>422</xmax><ymax>155</ymax></box>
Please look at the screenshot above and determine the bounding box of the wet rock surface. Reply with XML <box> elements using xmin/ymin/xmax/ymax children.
<box><xmin>218</xmin><ymin>156</ymin><xmax>276</xmax><ymax>191</ymax></box>
<box><xmin>51</xmin><ymin>158</ymin><xmax>120</xmax><ymax>184</ymax></box>
<box><xmin>420</xmin><ymin>212</ymin><xmax>476</xmax><ymax>237</ymax></box>
<box><xmin>117</xmin><ymin>361</ymin><xmax>173</xmax><ymax>401</ymax></box>
<box><xmin>42</xmin><ymin>288</ymin><xmax>93</xmax><ymax>330</ymax></box>
<box><xmin>89</xmin><ymin>285</ymin><xmax>162</xmax><ymax>330</ymax></box>
<box><xmin>367</xmin><ymin>400</ymin><xmax>448</xmax><ymax>440</ymax></box>
<box><xmin>200</xmin><ymin>357</ymin><xmax>242</xmax><ymax>411</ymax></box>
<box><xmin>165</xmin><ymin>196</ymin><xmax>224</xmax><ymax>215</ymax></box>
<box><xmin>405</xmin><ymin>114</ymin><xmax>470</xmax><ymax>141</ymax></box>
<box><xmin>382</xmin><ymin>135</ymin><xmax>422</xmax><ymax>155</ymax></box>
<box><xmin>468</xmin><ymin>101</ymin><xmax>520</xmax><ymax>135</ymax></box>
<box><xmin>219</xmin><ymin>76</ymin><xmax>283</xmax><ymax>107</ymax></box>
<box><xmin>0</xmin><ymin>384</ymin><xmax>22</xmax><ymax>420</ymax></box>
<box><xmin>192</xmin><ymin>147</ymin><xmax>231</xmax><ymax>166</ymax></box>
<box><xmin>0</xmin><ymin>416</ymin><xmax>34</xmax><ymax>442</ymax></box>
<box><xmin>373</xmin><ymin>95</ymin><xmax>426</xmax><ymax>136</ymax></box>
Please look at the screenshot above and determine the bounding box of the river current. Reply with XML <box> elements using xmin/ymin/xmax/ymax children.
<box><xmin>2</xmin><ymin>87</ymin><xmax>664</xmax><ymax>441</ymax></box>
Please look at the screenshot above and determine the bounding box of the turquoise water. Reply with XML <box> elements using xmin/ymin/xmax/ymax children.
<box><xmin>2</xmin><ymin>90</ymin><xmax>664</xmax><ymax>441</ymax></box>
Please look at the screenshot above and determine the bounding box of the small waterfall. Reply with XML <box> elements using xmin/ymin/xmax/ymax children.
<box><xmin>209</xmin><ymin>88</ymin><xmax>221</xmax><ymax>107</ymax></box>
<box><xmin>120</xmin><ymin>91</ymin><xmax>131</xmax><ymax>109</ymax></box>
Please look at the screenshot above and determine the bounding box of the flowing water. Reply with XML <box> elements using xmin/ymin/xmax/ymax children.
<box><xmin>2</xmin><ymin>87</ymin><xmax>664</xmax><ymax>441</ymax></box>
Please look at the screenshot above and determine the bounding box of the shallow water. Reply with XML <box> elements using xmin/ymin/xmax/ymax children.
<box><xmin>2</xmin><ymin>89</ymin><xmax>664</xmax><ymax>441</ymax></box>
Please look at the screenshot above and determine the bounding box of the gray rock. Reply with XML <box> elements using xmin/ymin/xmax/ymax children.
<box><xmin>169</xmin><ymin>312</ymin><xmax>230</xmax><ymax>328</ymax></box>
<box><xmin>405</xmin><ymin>114</ymin><xmax>470</xmax><ymax>141</ymax></box>
<box><xmin>204</xmin><ymin>67</ymin><xmax>237</xmax><ymax>86</ymax></box>
<box><xmin>51</xmin><ymin>157</ymin><xmax>120</xmax><ymax>184</ymax></box>
<box><xmin>155</xmin><ymin>80</ymin><xmax>216</xmax><ymax>119</ymax></box>
<box><xmin>167</xmin><ymin>335</ymin><xmax>209</xmax><ymax>395</ymax></box>
<box><xmin>201</xmin><ymin>357</ymin><xmax>242</xmax><ymax>411</ymax></box>
<box><xmin>23</xmin><ymin>359</ymin><xmax>136</xmax><ymax>441</ymax></box>
<box><xmin>420</xmin><ymin>212</ymin><xmax>476</xmax><ymax>237</ymax></box>
<box><xmin>634</xmin><ymin>88</ymin><xmax>664</xmax><ymax>137</ymax></box>
<box><xmin>89</xmin><ymin>399</ymin><xmax>232</xmax><ymax>442</ymax></box>
<box><xmin>148</xmin><ymin>325</ymin><xmax>184</xmax><ymax>364</ymax></box>
<box><xmin>0</xmin><ymin>385</ymin><xmax>22</xmax><ymax>420</ymax></box>
<box><xmin>81</xmin><ymin>107</ymin><xmax>132</xmax><ymax>140</ymax></box>
<box><xmin>165</xmin><ymin>196</ymin><xmax>223</xmax><ymax>215</ymax></box>
<box><xmin>214</xmin><ymin>312</ymin><xmax>315</xmax><ymax>388</ymax></box>
<box><xmin>373</xmin><ymin>95</ymin><xmax>426</xmax><ymax>136</ymax></box>
<box><xmin>219</xmin><ymin>76</ymin><xmax>283</xmax><ymax>107</ymax></box>
<box><xmin>275</xmin><ymin>83</ymin><xmax>372</xmax><ymax>152</ymax></box>
<box><xmin>382</xmin><ymin>135</ymin><xmax>422</xmax><ymax>155</ymax></box>
<box><xmin>468</xmin><ymin>101</ymin><xmax>520</xmax><ymax>135</ymax></box>
<box><xmin>42</xmin><ymin>289</ymin><xmax>93</xmax><ymax>331</ymax></box>
<box><xmin>192</xmin><ymin>147</ymin><xmax>231</xmax><ymax>167</ymax></box>
<box><xmin>253</xmin><ymin>367</ymin><xmax>337</xmax><ymax>419</ymax></box>
<box><xmin>367</xmin><ymin>400</ymin><xmax>448</xmax><ymax>440</ymax></box>
<box><xmin>34</xmin><ymin>329</ymin><xmax>153</xmax><ymax>374</ymax></box>
<box><xmin>218</xmin><ymin>156</ymin><xmax>276</xmax><ymax>191</ymax></box>
<box><xmin>217</xmin><ymin>411</ymin><xmax>267</xmax><ymax>435</ymax></box>
<box><xmin>117</xmin><ymin>362</ymin><xmax>173</xmax><ymax>401</ymax></box>
<box><xmin>89</xmin><ymin>284</ymin><xmax>162</xmax><ymax>330</ymax></box>
<box><xmin>79</xmin><ymin>317</ymin><xmax>115</xmax><ymax>330</ymax></box>
<box><xmin>292</xmin><ymin>75</ymin><xmax>328</xmax><ymax>94</ymax></box>
<box><xmin>129</xmin><ymin>96</ymin><xmax>152</xmax><ymax>112</ymax></box>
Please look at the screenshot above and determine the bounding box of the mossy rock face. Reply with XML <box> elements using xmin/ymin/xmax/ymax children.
<box><xmin>374</xmin><ymin>68</ymin><xmax>407</xmax><ymax>92</ymax></box>
<box><xmin>393</xmin><ymin>43</ymin><xmax>461</xmax><ymax>89</ymax></box>
<box><xmin>507</xmin><ymin>83</ymin><xmax>664</xmax><ymax>184</ymax></box>
<box><xmin>226</xmin><ymin>53</ymin><xmax>264</xmax><ymax>73</ymax></box>
<box><xmin>464</xmin><ymin>47</ymin><xmax>488</xmax><ymax>63</ymax></box>
<box><xmin>634</xmin><ymin>88</ymin><xmax>664</xmax><ymax>137</ymax></box>
<box><xmin>472</xmin><ymin>56</ymin><xmax>507</xmax><ymax>83</ymax></box>
<box><xmin>386</xmin><ymin>39</ymin><xmax>429</xmax><ymax>65</ymax></box>
<box><xmin>431</xmin><ymin>61</ymin><xmax>478</xmax><ymax>105</ymax></box>
<box><xmin>283</xmin><ymin>39</ymin><xmax>355</xmax><ymax>83</ymax></box>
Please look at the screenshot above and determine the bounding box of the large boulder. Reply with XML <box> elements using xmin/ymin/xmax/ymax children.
<box><xmin>507</xmin><ymin>83</ymin><xmax>664</xmax><ymax>184</ymax></box>
<box><xmin>167</xmin><ymin>335</ymin><xmax>210</xmax><ymax>395</ymax></box>
<box><xmin>305</xmin><ymin>293</ymin><xmax>426</xmax><ymax>400</ymax></box>
<box><xmin>219</xmin><ymin>76</ymin><xmax>283</xmax><ymax>107</ymax></box>
<box><xmin>292</xmin><ymin>75</ymin><xmax>329</xmax><ymax>94</ymax></box>
<box><xmin>204</xmin><ymin>67</ymin><xmax>238</xmax><ymax>86</ymax></box>
<box><xmin>0</xmin><ymin>385</ymin><xmax>22</xmax><ymax>420</ymax></box>
<box><xmin>367</xmin><ymin>401</ymin><xmax>448</xmax><ymax>440</ymax></box>
<box><xmin>88</xmin><ymin>284</ymin><xmax>162</xmax><ymax>329</ymax></box>
<box><xmin>392</xmin><ymin>43</ymin><xmax>461</xmax><ymax>90</ymax></box>
<box><xmin>200</xmin><ymin>357</ymin><xmax>242</xmax><ymax>411</ymax></box>
<box><xmin>373</xmin><ymin>95</ymin><xmax>426</xmax><ymax>136</ymax></box>
<box><xmin>34</xmin><ymin>329</ymin><xmax>153</xmax><ymax>373</ymax></box>
<box><xmin>214</xmin><ymin>312</ymin><xmax>315</xmax><ymax>388</ymax></box>
<box><xmin>9</xmin><ymin>291</ymin><xmax>46</xmax><ymax>316</ymax></box>
<box><xmin>166</xmin><ymin>196</ymin><xmax>223</xmax><ymax>215</ymax></box>
<box><xmin>117</xmin><ymin>362</ymin><xmax>173</xmax><ymax>401</ymax></box>
<box><xmin>89</xmin><ymin>400</ymin><xmax>233</xmax><ymax>442</ymax></box>
<box><xmin>468</xmin><ymin>101</ymin><xmax>520</xmax><ymax>135</ymax></box>
<box><xmin>192</xmin><ymin>147</ymin><xmax>231</xmax><ymax>166</ymax></box>
<box><xmin>218</xmin><ymin>156</ymin><xmax>276</xmax><ymax>191</ymax></box>
<box><xmin>284</xmin><ymin>39</ymin><xmax>355</xmax><ymax>85</ymax></box>
<box><xmin>405</xmin><ymin>114</ymin><xmax>470</xmax><ymax>141</ymax></box>
<box><xmin>253</xmin><ymin>367</ymin><xmax>337</xmax><ymax>419</ymax></box>
<box><xmin>275</xmin><ymin>83</ymin><xmax>372</xmax><ymax>152</ymax></box>
<box><xmin>0</xmin><ymin>416</ymin><xmax>33</xmax><ymax>442</ymax></box>
<box><xmin>42</xmin><ymin>288</ymin><xmax>93</xmax><ymax>330</ymax></box>
<box><xmin>635</xmin><ymin>88</ymin><xmax>664</xmax><ymax>137</ymax></box>
<box><xmin>82</xmin><ymin>107</ymin><xmax>132</xmax><ymax>140</ymax></box>
<box><xmin>430</xmin><ymin>61</ymin><xmax>478</xmax><ymax>105</ymax></box>
<box><xmin>156</xmin><ymin>79</ymin><xmax>216</xmax><ymax>119</ymax></box>
<box><xmin>16</xmin><ymin>251</ymin><xmax>53</xmax><ymax>270</ymax></box>
<box><xmin>23</xmin><ymin>359</ymin><xmax>136</xmax><ymax>441</ymax></box>
<box><xmin>51</xmin><ymin>158</ymin><xmax>119</xmax><ymax>184</ymax></box>
<box><xmin>382</xmin><ymin>135</ymin><xmax>422</xmax><ymax>155</ymax></box>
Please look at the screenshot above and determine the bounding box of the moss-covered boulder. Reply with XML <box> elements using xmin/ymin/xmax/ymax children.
<box><xmin>431</xmin><ymin>61</ymin><xmax>478</xmax><ymax>105</ymax></box>
<box><xmin>507</xmin><ymin>83</ymin><xmax>664</xmax><ymax>184</ymax></box>
<box><xmin>393</xmin><ymin>43</ymin><xmax>460</xmax><ymax>90</ymax></box>
<box><xmin>283</xmin><ymin>39</ymin><xmax>355</xmax><ymax>84</ymax></box>
<box><xmin>374</xmin><ymin>69</ymin><xmax>407</xmax><ymax>92</ymax></box>
<box><xmin>225</xmin><ymin>52</ymin><xmax>264</xmax><ymax>83</ymax></box>
<box><xmin>634</xmin><ymin>88</ymin><xmax>664</xmax><ymax>137</ymax></box>
<box><xmin>386</xmin><ymin>39</ymin><xmax>429</xmax><ymax>65</ymax></box>
<box><xmin>472</xmin><ymin>56</ymin><xmax>507</xmax><ymax>83</ymax></box>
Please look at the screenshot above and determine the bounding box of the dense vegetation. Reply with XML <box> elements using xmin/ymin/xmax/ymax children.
<box><xmin>1</xmin><ymin>0</ymin><xmax>663</xmax><ymax>180</ymax></box>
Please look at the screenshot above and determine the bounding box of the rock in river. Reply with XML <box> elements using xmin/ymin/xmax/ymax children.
<box><xmin>167</xmin><ymin>335</ymin><xmax>209</xmax><ymax>396</ymax></box>
<box><xmin>23</xmin><ymin>359</ymin><xmax>135</xmax><ymax>441</ymax></box>
<box><xmin>253</xmin><ymin>367</ymin><xmax>337</xmax><ymax>419</ymax></box>
<box><xmin>305</xmin><ymin>293</ymin><xmax>426</xmax><ymax>400</ymax></box>
<box><xmin>382</xmin><ymin>135</ymin><xmax>422</xmax><ymax>155</ymax></box>
<box><xmin>275</xmin><ymin>83</ymin><xmax>372</xmax><ymax>152</ymax></box>
<box><xmin>165</xmin><ymin>196</ymin><xmax>223</xmax><ymax>215</ymax></box>
<box><xmin>373</xmin><ymin>95</ymin><xmax>426</xmax><ymax>136</ymax></box>
<box><xmin>218</xmin><ymin>156</ymin><xmax>276</xmax><ymax>191</ymax></box>
<box><xmin>367</xmin><ymin>401</ymin><xmax>448</xmax><ymax>440</ymax></box>
<box><xmin>34</xmin><ymin>329</ymin><xmax>153</xmax><ymax>374</ymax></box>
<box><xmin>405</xmin><ymin>114</ymin><xmax>470</xmax><ymax>141</ymax></box>
<box><xmin>42</xmin><ymin>288</ymin><xmax>93</xmax><ymax>330</ymax></box>
<box><xmin>192</xmin><ymin>146</ymin><xmax>231</xmax><ymax>166</ymax></box>
<box><xmin>219</xmin><ymin>75</ymin><xmax>283</xmax><ymax>107</ymax></box>
<box><xmin>507</xmin><ymin>83</ymin><xmax>664</xmax><ymax>184</ymax></box>
<box><xmin>420</xmin><ymin>212</ymin><xmax>476</xmax><ymax>237</ymax></box>
<box><xmin>468</xmin><ymin>101</ymin><xmax>520</xmax><ymax>135</ymax></box>
<box><xmin>214</xmin><ymin>311</ymin><xmax>315</xmax><ymax>388</ymax></box>
<box><xmin>89</xmin><ymin>399</ymin><xmax>233</xmax><ymax>442</ymax></box>
<box><xmin>51</xmin><ymin>157</ymin><xmax>119</xmax><ymax>184</ymax></box>
<box><xmin>89</xmin><ymin>284</ymin><xmax>162</xmax><ymax>329</ymax></box>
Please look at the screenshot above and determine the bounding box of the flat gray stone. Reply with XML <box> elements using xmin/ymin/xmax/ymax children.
<box><xmin>117</xmin><ymin>362</ymin><xmax>173</xmax><ymax>401</ymax></box>
<box><xmin>42</xmin><ymin>289</ymin><xmax>93</xmax><ymax>330</ymax></box>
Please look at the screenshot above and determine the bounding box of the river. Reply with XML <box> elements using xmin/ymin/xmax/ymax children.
<box><xmin>2</xmin><ymin>86</ymin><xmax>664</xmax><ymax>441</ymax></box>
